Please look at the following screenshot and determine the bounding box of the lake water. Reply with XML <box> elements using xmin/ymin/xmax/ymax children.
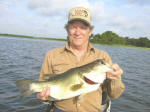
<box><xmin>0</xmin><ymin>36</ymin><xmax>150</xmax><ymax>112</ymax></box>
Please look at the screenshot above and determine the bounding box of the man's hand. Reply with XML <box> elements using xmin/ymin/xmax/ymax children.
<box><xmin>37</xmin><ymin>87</ymin><xmax>50</xmax><ymax>101</ymax></box>
<box><xmin>106</xmin><ymin>64</ymin><xmax>123</xmax><ymax>80</ymax></box>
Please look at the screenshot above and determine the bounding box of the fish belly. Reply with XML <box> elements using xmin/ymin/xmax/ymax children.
<box><xmin>50</xmin><ymin>83</ymin><xmax>100</xmax><ymax>100</ymax></box>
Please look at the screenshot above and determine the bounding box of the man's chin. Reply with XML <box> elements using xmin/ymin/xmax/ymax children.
<box><xmin>72</xmin><ymin>42</ymin><xmax>84</xmax><ymax>47</ymax></box>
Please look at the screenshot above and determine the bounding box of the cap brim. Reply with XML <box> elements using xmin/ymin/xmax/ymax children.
<box><xmin>68</xmin><ymin>18</ymin><xmax>91</xmax><ymax>26</ymax></box>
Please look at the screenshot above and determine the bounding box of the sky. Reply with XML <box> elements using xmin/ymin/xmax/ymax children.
<box><xmin>0</xmin><ymin>0</ymin><xmax>150</xmax><ymax>39</ymax></box>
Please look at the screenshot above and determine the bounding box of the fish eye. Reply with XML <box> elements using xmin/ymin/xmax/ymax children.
<box><xmin>100</xmin><ymin>59</ymin><xmax>106</xmax><ymax>65</ymax></box>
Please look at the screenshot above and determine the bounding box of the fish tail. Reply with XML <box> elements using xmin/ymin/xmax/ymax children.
<box><xmin>15</xmin><ymin>80</ymin><xmax>34</xmax><ymax>98</ymax></box>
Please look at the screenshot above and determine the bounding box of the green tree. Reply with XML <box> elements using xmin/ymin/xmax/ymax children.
<box><xmin>136</xmin><ymin>37</ymin><xmax>150</xmax><ymax>47</ymax></box>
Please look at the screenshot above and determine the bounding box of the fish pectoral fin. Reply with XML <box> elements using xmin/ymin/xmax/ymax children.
<box><xmin>78</xmin><ymin>93</ymin><xmax>86</xmax><ymax>102</ymax></box>
<box><xmin>70</xmin><ymin>83</ymin><xmax>83</xmax><ymax>91</ymax></box>
<box><xmin>47</xmin><ymin>96</ymin><xmax>57</xmax><ymax>101</ymax></box>
<box><xmin>73</xmin><ymin>93</ymin><xmax>86</xmax><ymax>103</ymax></box>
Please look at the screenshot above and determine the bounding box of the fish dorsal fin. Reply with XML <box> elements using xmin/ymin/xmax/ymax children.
<box><xmin>43</xmin><ymin>74</ymin><xmax>56</xmax><ymax>81</ymax></box>
<box><xmin>43</xmin><ymin>75</ymin><xmax>51</xmax><ymax>81</ymax></box>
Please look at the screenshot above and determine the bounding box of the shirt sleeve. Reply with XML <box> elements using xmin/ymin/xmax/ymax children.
<box><xmin>103</xmin><ymin>52</ymin><xmax>125</xmax><ymax>99</ymax></box>
<box><xmin>39</xmin><ymin>51</ymin><xmax>53</xmax><ymax>81</ymax></box>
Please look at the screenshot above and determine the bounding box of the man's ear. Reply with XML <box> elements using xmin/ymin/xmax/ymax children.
<box><xmin>89</xmin><ymin>28</ymin><xmax>93</xmax><ymax>37</ymax></box>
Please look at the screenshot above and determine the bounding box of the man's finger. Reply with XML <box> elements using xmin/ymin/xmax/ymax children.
<box><xmin>45</xmin><ymin>87</ymin><xmax>50</xmax><ymax>96</ymax></box>
<box><xmin>37</xmin><ymin>87</ymin><xmax>50</xmax><ymax>100</ymax></box>
<box><xmin>112</xmin><ymin>64</ymin><xmax>120</xmax><ymax>71</ymax></box>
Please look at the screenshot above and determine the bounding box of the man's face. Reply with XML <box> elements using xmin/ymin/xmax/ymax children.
<box><xmin>67</xmin><ymin>21</ymin><xmax>93</xmax><ymax>47</ymax></box>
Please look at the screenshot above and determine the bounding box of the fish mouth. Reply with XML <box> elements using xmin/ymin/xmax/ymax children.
<box><xmin>82</xmin><ymin>72</ymin><xmax>106</xmax><ymax>85</ymax></box>
<box><xmin>83</xmin><ymin>76</ymin><xmax>99</xmax><ymax>85</ymax></box>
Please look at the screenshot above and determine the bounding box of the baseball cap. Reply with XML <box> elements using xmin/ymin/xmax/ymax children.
<box><xmin>68</xmin><ymin>7</ymin><xmax>92</xmax><ymax>26</ymax></box>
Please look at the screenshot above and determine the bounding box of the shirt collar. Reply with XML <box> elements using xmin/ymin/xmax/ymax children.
<box><xmin>61</xmin><ymin>42</ymin><xmax>95</xmax><ymax>53</ymax></box>
<box><xmin>87</xmin><ymin>43</ymin><xmax>95</xmax><ymax>52</ymax></box>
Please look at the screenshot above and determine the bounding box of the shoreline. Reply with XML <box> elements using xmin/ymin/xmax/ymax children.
<box><xmin>0</xmin><ymin>33</ymin><xmax>150</xmax><ymax>50</ymax></box>
<box><xmin>0</xmin><ymin>33</ymin><xmax>66</xmax><ymax>41</ymax></box>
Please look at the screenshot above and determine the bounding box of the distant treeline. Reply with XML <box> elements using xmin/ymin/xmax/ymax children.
<box><xmin>90</xmin><ymin>31</ymin><xmax>150</xmax><ymax>48</ymax></box>
<box><xmin>0</xmin><ymin>33</ymin><xmax>66</xmax><ymax>41</ymax></box>
<box><xmin>1</xmin><ymin>32</ymin><xmax>150</xmax><ymax>48</ymax></box>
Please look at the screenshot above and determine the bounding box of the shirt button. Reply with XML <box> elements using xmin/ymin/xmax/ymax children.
<box><xmin>78</xmin><ymin>103</ymin><xmax>80</xmax><ymax>106</ymax></box>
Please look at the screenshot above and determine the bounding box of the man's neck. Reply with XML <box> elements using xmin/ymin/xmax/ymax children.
<box><xmin>69</xmin><ymin>43</ymin><xmax>89</xmax><ymax>61</ymax></box>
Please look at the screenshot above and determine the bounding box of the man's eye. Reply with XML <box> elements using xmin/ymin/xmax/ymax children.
<box><xmin>70</xmin><ymin>26</ymin><xmax>76</xmax><ymax>29</ymax></box>
<box><xmin>81</xmin><ymin>26</ymin><xmax>87</xmax><ymax>30</ymax></box>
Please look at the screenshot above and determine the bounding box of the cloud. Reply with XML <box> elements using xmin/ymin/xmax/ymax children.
<box><xmin>127</xmin><ymin>0</ymin><xmax>150</xmax><ymax>5</ymax></box>
<box><xmin>0</xmin><ymin>1</ymin><xmax>13</xmax><ymax>16</ymax></box>
<box><xmin>105</xmin><ymin>15</ymin><xmax>150</xmax><ymax>38</ymax></box>
<box><xmin>27</xmin><ymin>0</ymin><xmax>91</xmax><ymax>16</ymax></box>
<box><xmin>108</xmin><ymin>16</ymin><xmax>144</xmax><ymax>30</ymax></box>
<box><xmin>90</xmin><ymin>1</ymin><xmax>107</xmax><ymax>21</ymax></box>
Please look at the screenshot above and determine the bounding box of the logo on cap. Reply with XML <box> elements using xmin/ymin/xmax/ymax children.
<box><xmin>71</xmin><ymin>9</ymin><xmax>88</xmax><ymax>17</ymax></box>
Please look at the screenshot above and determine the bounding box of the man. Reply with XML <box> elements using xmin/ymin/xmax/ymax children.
<box><xmin>37</xmin><ymin>7</ymin><xmax>125</xmax><ymax>112</ymax></box>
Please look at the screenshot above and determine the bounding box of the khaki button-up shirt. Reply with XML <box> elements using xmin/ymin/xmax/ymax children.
<box><xmin>39</xmin><ymin>43</ymin><xmax>125</xmax><ymax>112</ymax></box>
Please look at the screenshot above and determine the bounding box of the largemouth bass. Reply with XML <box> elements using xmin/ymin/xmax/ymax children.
<box><xmin>16</xmin><ymin>59</ymin><xmax>112</xmax><ymax>101</ymax></box>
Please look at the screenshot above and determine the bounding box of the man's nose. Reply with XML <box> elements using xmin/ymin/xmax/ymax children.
<box><xmin>74</xmin><ymin>27</ymin><xmax>81</xmax><ymax>35</ymax></box>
